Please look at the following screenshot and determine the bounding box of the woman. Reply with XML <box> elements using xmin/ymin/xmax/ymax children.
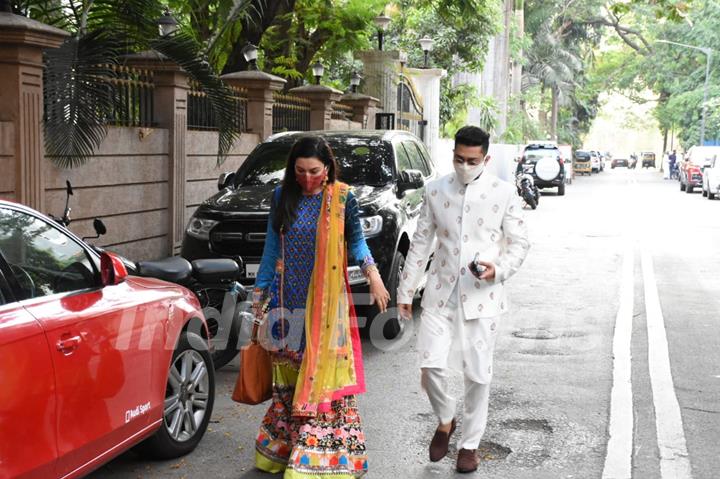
<box><xmin>251</xmin><ymin>135</ymin><xmax>390</xmax><ymax>478</ymax></box>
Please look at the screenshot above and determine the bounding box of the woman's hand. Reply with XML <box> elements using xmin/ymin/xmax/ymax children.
<box><xmin>368</xmin><ymin>269</ymin><xmax>391</xmax><ymax>313</ymax></box>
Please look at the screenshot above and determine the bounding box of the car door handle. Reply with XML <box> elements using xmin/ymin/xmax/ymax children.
<box><xmin>56</xmin><ymin>335</ymin><xmax>82</xmax><ymax>355</ymax></box>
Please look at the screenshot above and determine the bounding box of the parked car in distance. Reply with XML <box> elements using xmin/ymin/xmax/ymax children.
<box><xmin>0</xmin><ymin>200</ymin><xmax>215</xmax><ymax>479</ymax></box>
<box><xmin>681</xmin><ymin>146</ymin><xmax>720</xmax><ymax>193</ymax></box>
<box><xmin>519</xmin><ymin>141</ymin><xmax>566</xmax><ymax>195</ymax></box>
<box><xmin>611</xmin><ymin>157</ymin><xmax>629</xmax><ymax>168</ymax></box>
<box><xmin>574</xmin><ymin>150</ymin><xmax>592</xmax><ymax>176</ymax></box>
<box><xmin>182</xmin><ymin>130</ymin><xmax>437</xmax><ymax>337</ymax></box>
<box><xmin>590</xmin><ymin>151</ymin><xmax>602</xmax><ymax>173</ymax></box>
<box><xmin>641</xmin><ymin>152</ymin><xmax>656</xmax><ymax>168</ymax></box>
<box><xmin>701</xmin><ymin>153</ymin><xmax>720</xmax><ymax>199</ymax></box>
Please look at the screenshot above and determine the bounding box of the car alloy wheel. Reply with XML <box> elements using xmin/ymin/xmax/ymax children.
<box><xmin>164</xmin><ymin>350</ymin><xmax>210</xmax><ymax>442</ymax></box>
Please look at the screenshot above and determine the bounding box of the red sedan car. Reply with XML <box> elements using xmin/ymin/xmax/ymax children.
<box><xmin>0</xmin><ymin>201</ymin><xmax>215</xmax><ymax>479</ymax></box>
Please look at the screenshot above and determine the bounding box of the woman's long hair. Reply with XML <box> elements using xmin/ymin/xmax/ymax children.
<box><xmin>272</xmin><ymin>136</ymin><xmax>338</xmax><ymax>233</ymax></box>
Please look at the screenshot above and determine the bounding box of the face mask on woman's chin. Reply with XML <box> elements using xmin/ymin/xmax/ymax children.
<box><xmin>454</xmin><ymin>161</ymin><xmax>485</xmax><ymax>184</ymax></box>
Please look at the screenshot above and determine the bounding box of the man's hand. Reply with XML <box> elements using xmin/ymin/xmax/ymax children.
<box><xmin>398</xmin><ymin>303</ymin><xmax>413</xmax><ymax>321</ymax></box>
<box><xmin>477</xmin><ymin>261</ymin><xmax>496</xmax><ymax>281</ymax></box>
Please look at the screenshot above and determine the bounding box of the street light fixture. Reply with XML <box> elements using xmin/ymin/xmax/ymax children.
<box><xmin>374</xmin><ymin>14</ymin><xmax>391</xmax><ymax>51</ymax></box>
<box><xmin>157</xmin><ymin>8</ymin><xmax>179</xmax><ymax>37</ymax></box>
<box><xmin>419</xmin><ymin>36</ymin><xmax>434</xmax><ymax>68</ymax></box>
<box><xmin>312</xmin><ymin>61</ymin><xmax>325</xmax><ymax>85</ymax></box>
<box><xmin>657</xmin><ymin>39</ymin><xmax>714</xmax><ymax>145</ymax></box>
<box><xmin>241</xmin><ymin>42</ymin><xmax>259</xmax><ymax>71</ymax></box>
<box><xmin>350</xmin><ymin>72</ymin><xmax>362</xmax><ymax>93</ymax></box>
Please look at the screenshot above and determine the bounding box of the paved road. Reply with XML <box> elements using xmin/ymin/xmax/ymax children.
<box><xmin>91</xmin><ymin>167</ymin><xmax>720</xmax><ymax>478</ymax></box>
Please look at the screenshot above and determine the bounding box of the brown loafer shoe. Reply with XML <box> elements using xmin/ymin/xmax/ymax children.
<box><xmin>457</xmin><ymin>448</ymin><xmax>479</xmax><ymax>473</ymax></box>
<box><xmin>429</xmin><ymin>418</ymin><xmax>457</xmax><ymax>462</ymax></box>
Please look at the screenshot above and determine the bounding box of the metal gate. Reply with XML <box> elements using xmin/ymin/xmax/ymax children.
<box><xmin>397</xmin><ymin>77</ymin><xmax>426</xmax><ymax>140</ymax></box>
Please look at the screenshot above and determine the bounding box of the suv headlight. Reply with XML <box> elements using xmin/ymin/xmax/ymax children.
<box><xmin>360</xmin><ymin>215</ymin><xmax>383</xmax><ymax>238</ymax></box>
<box><xmin>186</xmin><ymin>216</ymin><xmax>219</xmax><ymax>241</ymax></box>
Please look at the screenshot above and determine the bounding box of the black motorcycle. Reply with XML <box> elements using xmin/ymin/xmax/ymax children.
<box><xmin>516</xmin><ymin>166</ymin><xmax>540</xmax><ymax>210</ymax></box>
<box><xmin>50</xmin><ymin>181</ymin><xmax>248</xmax><ymax>369</ymax></box>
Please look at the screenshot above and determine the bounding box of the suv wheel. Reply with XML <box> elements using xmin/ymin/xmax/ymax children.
<box><xmin>365</xmin><ymin>252</ymin><xmax>405</xmax><ymax>340</ymax></box>
<box><xmin>136</xmin><ymin>331</ymin><xmax>215</xmax><ymax>459</ymax></box>
<box><xmin>558</xmin><ymin>183</ymin><xmax>565</xmax><ymax>196</ymax></box>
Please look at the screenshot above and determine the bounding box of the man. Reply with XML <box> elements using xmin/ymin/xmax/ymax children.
<box><xmin>397</xmin><ymin>126</ymin><xmax>530</xmax><ymax>473</ymax></box>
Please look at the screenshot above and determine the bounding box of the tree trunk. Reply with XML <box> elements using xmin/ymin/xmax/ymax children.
<box><xmin>550</xmin><ymin>86</ymin><xmax>559</xmax><ymax>140</ymax></box>
<box><xmin>538</xmin><ymin>86</ymin><xmax>547</xmax><ymax>135</ymax></box>
<box><xmin>222</xmin><ymin>0</ymin><xmax>296</xmax><ymax>74</ymax></box>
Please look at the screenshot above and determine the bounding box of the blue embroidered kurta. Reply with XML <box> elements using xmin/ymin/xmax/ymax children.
<box><xmin>254</xmin><ymin>186</ymin><xmax>374</xmax><ymax>354</ymax></box>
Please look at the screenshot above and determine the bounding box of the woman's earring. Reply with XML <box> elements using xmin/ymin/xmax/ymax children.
<box><xmin>322</xmin><ymin>169</ymin><xmax>328</xmax><ymax>187</ymax></box>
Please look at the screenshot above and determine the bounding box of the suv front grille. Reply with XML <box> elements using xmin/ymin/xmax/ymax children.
<box><xmin>210</xmin><ymin>218</ymin><xmax>268</xmax><ymax>257</ymax></box>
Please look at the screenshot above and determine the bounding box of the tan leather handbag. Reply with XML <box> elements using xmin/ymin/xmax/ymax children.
<box><xmin>231</xmin><ymin>321</ymin><xmax>272</xmax><ymax>405</ymax></box>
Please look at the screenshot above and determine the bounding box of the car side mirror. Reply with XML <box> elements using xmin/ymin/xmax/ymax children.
<box><xmin>100</xmin><ymin>252</ymin><xmax>128</xmax><ymax>286</ymax></box>
<box><xmin>93</xmin><ymin>218</ymin><xmax>107</xmax><ymax>236</ymax></box>
<box><xmin>397</xmin><ymin>169</ymin><xmax>424</xmax><ymax>195</ymax></box>
<box><xmin>218</xmin><ymin>172</ymin><xmax>236</xmax><ymax>191</ymax></box>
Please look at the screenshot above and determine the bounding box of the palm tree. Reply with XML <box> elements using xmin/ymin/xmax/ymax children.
<box><xmin>522</xmin><ymin>25</ymin><xmax>582</xmax><ymax>139</ymax></box>
<box><xmin>12</xmin><ymin>0</ymin><xmax>253</xmax><ymax>168</ymax></box>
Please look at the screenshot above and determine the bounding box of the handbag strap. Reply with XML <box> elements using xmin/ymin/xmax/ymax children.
<box><xmin>280</xmin><ymin>226</ymin><xmax>287</xmax><ymax>350</ymax></box>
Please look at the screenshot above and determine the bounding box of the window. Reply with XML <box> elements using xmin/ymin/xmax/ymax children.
<box><xmin>406</xmin><ymin>141</ymin><xmax>433</xmax><ymax>177</ymax></box>
<box><xmin>0</xmin><ymin>208</ymin><xmax>97</xmax><ymax>300</ymax></box>
<box><xmin>395</xmin><ymin>142</ymin><xmax>415</xmax><ymax>172</ymax></box>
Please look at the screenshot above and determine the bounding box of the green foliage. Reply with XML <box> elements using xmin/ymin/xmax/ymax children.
<box><xmin>386</xmin><ymin>0</ymin><xmax>502</xmax><ymax>131</ymax></box>
<box><xmin>22</xmin><ymin>0</ymin><xmax>244</xmax><ymax>167</ymax></box>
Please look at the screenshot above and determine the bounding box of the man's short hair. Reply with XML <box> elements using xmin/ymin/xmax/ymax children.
<box><xmin>455</xmin><ymin>126</ymin><xmax>490</xmax><ymax>154</ymax></box>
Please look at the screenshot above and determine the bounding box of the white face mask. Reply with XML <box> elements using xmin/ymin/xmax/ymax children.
<box><xmin>454</xmin><ymin>161</ymin><xmax>486</xmax><ymax>184</ymax></box>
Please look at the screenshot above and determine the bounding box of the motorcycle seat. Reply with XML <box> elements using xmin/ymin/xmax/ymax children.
<box><xmin>136</xmin><ymin>256</ymin><xmax>193</xmax><ymax>284</ymax></box>
<box><xmin>191</xmin><ymin>258</ymin><xmax>240</xmax><ymax>284</ymax></box>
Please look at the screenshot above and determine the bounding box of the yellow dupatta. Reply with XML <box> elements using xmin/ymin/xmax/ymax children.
<box><xmin>292</xmin><ymin>181</ymin><xmax>366</xmax><ymax>417</ymax></box>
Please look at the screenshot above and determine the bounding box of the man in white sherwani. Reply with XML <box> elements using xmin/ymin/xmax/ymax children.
<box><xmin>397</xmin><ymin>126</ymin><xmax>530</xmax><ymax>473</ymax></box>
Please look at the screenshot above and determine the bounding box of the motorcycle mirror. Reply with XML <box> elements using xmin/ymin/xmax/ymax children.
<box><xmin>93</xmin><ymin>218</ymin><xmax>107</xmax><ymax>236</ymax></box>
<box><xmin>66</xmin><ymin>180</ymin><xmax>74</xmax><ymax>196</ymax></box>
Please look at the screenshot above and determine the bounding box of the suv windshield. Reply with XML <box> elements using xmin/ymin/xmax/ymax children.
<box><xmin>236</xmin><ymin>137</ymin><xmax>394</xmax><ymax>187</ymax></box>
<box><xmin>524</xmin><ymin>147</ymin><xmax>560</xmax><ymax>164</ymax></box>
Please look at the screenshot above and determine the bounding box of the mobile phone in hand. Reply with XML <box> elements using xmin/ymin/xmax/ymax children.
<box><xmin>469</xmin><ymin>254</ymin><xmax>486</xmax><ymax>279</ymax></box>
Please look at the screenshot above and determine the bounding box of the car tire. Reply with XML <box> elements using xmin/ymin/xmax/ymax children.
<box><xmin>702</xmin><ymin>189</ymin><xmax>708</xmax><ymax>197</ymax></box>
<box><xmin>365</xmin><ymin>252</ymin><xmax>404</xmax><ymax>341</ymax></box>
<box><xmin>136</xmin><ymin>331</ymin><xmax>215</xmax><ymax>460</ymax></box>
<box><xmin>709</xmin><ymin>191</ymin><xmax>715</xmax><ymax>200</ymax></box>
<box><xmin>558</xmin><ymin>183</ymin><xmax>565</xmax><ymax>196</ymax></box>
<box><xmin>686</xmin><ymin>185</ymin><xmax>693</xmax><ymax>194</ymax></box>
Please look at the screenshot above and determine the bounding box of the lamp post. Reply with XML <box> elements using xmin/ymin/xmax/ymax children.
<box><xmin>350</xmin><ymin>72</ymin><xmax>362</xmax><ymax>93</ymax></box>
<box><xmin>374</xmin><ymin>14</ymin><xmax>391</xmax><ymax>51</ymax></box>
<box><xmin>311</xmin><ymin>61</ymin><xmax>325</xmax><ymax>85</ymax></box>
<box><xmin>157</xmin><ymin>8</ymin><xmax>179</xmax><ymax>37</ymax></box>
<box><xmin>241</xmin><ymin>42</ymin><xmax>259</xmax><ymax>70</ymax></box>
<box><xmin>657</xmin><ymin>39</ymin><xmax>714</xmax><ymax>145</ymax></box>
<box><xmin>419</xmin><ymin>36</ymin><xmax>434</xmax><ymax>68</ymax></box>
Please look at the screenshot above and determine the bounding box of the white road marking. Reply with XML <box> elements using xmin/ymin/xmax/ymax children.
<box><xmin>641</xmin><ymin>250</ymin><xmax>693</xmax><ymax>478</ymax></box>
<box><xmin>602</xmin><ymin>245</ymin><xmax>635</xmax><ymax>479</ymax></box>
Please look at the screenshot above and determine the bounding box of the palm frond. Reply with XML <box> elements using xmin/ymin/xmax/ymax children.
<box><xmin>151</xmin><ymin>32</ymin><xmax>241</xmax><ymax>165</ymax></box>
<box><xmin>44</xmin><ymin>30</ymin><xmax>119</xmax><ymax>168</ymax></box>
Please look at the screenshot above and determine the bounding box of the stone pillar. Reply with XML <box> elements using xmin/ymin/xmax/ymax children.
<box><xmin>405</xmin><ymin>68</ymin><xmax>447</xmax><ymax>161</ymax></box>
<box><xmin>125</xmin><ymin>51</ymin><xmax>188</xmax><ymax>254</ymax></box>
<box><xmin>356</xmin><ymin>50</ymin><xmax>406</xmax><ymax>115</ymax></box>
<box><xmin>221</xmin><ymin>70</ymin><xmax>286</xmax><ymax>140</ymax></box>
<box><xmin>0</xmin><ymin>11</ymin><xmax>68</xmax><ymax>211</ymax></box>
<box><xmin>338</xmin><ymin>93</ymin><xmax>381</xmax><ymax>129</ymax></box>
<box><xmin>289</xmin><ymin>85</ymin><xmax>343</xmax><ymax>131</ymax></box>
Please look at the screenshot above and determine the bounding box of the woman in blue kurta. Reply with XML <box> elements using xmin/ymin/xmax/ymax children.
<box><xmin>251</xmin><ymin>136</ymin><xmax>389</xmax><ymax>478</ymax></box>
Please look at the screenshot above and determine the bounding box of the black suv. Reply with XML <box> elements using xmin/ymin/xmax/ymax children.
<box><xmin>181</xmin><ymin>130</ymin><xmax>437</xmax><ymax>333</ymax></box>
<box><xmin>517</xmin><ymin>142</ymin><xmax>566</xmax><ymax>196</ymax></box>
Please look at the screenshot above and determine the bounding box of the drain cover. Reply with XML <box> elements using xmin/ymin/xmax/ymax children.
<box><xmin>512</xmin><ymin>328</ymin><xmax>558</xmax><ymax>340</ymax></box>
